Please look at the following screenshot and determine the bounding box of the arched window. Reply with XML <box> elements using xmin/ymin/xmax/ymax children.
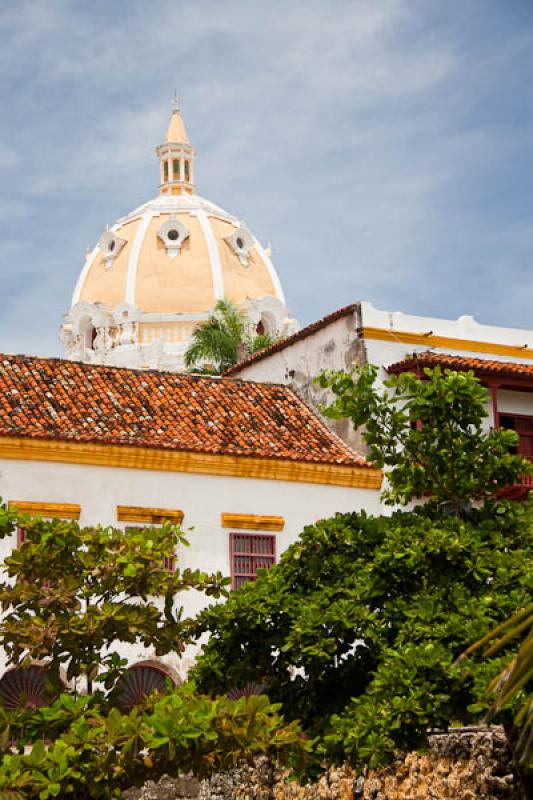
<box><xmin>163</xmin><ymin>161</ymin><xmax>169</xmax><ymax>181</ymax></box>
<box><xmin>114</xmin><ymin>662</ymin><xmax>178</xmax><ymax>712</ymax></box>
<box><xmin>173</xmin><ymin>159</ymin><xmax>180</xmax><ymax>180</ymax></box>
<box><xmin>184</xmin><ymin>160</ymin><xmax>190</xmax><ymax>182</ymax></box>
<box><xmin>0</xmin><ymin>665</ymin><xmax>62</xmax><ymax>710</ymax></box>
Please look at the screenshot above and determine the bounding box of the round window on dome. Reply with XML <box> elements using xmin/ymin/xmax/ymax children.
<box><xmin>236</xmin><ymin>237</ymin><xmax>244</xmax><ymax>250</ymax></box>
<box><xmin>167</xmin><ymin>229</ymin><xmax>180</xmax><ymax>241</ymax></box>
<box><xmin>108</xmin><ymin>239</ymin><xmax>116</xmax><ymax>252</ymax></box>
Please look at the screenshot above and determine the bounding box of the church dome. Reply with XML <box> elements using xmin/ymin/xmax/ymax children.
<box><xmin>61</xmin><ymin>97</ymin><xmax>297</xmax><ymax>372</ymax></box>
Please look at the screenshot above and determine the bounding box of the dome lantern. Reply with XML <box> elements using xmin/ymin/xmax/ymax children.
<box><xmin>156</xmin><ymin>94</ymin><xmax>195</xmax><ymax>196</ymax></box>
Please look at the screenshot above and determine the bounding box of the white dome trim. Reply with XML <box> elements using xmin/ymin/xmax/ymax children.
<box><xmin>125</xmin><ymin>208</ymin><xmax>154</xmax><ymax>306</ymax></box>
<box><xmin>196</xmin><ymin>208</ymin><xmax>225</xmax><ymax>301</ymax></box>
<box><xmin>253</xmin><ymin>239</ymin><xmax>286</xmax><ymax>305</ymax></box>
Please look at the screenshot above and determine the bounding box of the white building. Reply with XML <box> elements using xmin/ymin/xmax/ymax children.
<box><xmin>0</xmin><ymin>101</ymin><xmax>382</xmax><ymax>701</ymax></box>
<box><xmin>0</xmin><ymin>352</ymin><xmax>382</xmax><ymax>689</ymax></box>
<box><xmin>227</xmin><ymin>301</ymin><xmax>533</xmax><ymax>498</ymax></box>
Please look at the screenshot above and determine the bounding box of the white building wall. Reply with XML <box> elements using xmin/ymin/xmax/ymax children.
<box><xmin>360</xmin><ymin>301</ymin><xmax>533</xmax><ymax>353</ymax></box>
<box><xmin>237</xmin><ymin>303</ymin><xmax>533</xmax><ymax>444</ymax></box>
<box><xmin>236</xmin><ymin>310</ymin><xmax>366</xmax><ymax>452</ymax></box>
<box><xmin>0</xmin><ymin>457</ymin><xmax>382</xmax><ymax>679</ymax></box>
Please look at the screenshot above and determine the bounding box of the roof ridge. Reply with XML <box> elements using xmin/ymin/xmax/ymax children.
<box><xmin>387</xmin><ymin>351</ymin><xmax>533</xmax><ymax>378</ymax></box>
<box><xmin>224</xmin><ymin>303</ymin><xmax>360</xmax><ymax>375</ymax></box>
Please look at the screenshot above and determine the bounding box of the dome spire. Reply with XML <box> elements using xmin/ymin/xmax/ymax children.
<box><xmin>156</xmin><ymin>95</ymin><xmax>195</xmax><ymax>195</ymax></box>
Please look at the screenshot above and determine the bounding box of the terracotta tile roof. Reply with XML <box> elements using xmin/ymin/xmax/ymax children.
<box><xmin>0</xmin><ymin>353</ymin><xmax>369</xmax><ymax>467</ymax></box>
<box><xmin>387</xmin><ymin>351</ymin><xmax>533</xmax><ymax>381</ymax></box>
<box><xmin>224</xmin><ymin>303</ymin><xmax>359</xmax><ymax>376</ymax></box>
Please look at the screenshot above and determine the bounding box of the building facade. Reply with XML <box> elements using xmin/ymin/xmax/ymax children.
<box><xmin>0</xmin><ymin>353</ymin><xmax>382</xmax><ymax>684</ymax></box>
<box><xmin>226</xmin><ymin>301</ymin><xmax>533</xmax><ymax>495</ymax></box>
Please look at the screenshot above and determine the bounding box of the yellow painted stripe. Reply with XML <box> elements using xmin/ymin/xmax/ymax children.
<box><xmin>361</xmin><ymin>327</ymin><xmax>533</xmax><ymax>360</ymax></box>
<box><xmin>221</xmin><ymin>513</ymin><xmax>285</xmax><ymax>531</ymax></box>
<box><xmin>0</xmin><ymin>437</ymin><xmax>383</xmax><ymax>490</ymax></box>
<box><xmin>8</xmin><ymin>501</ymin><xmax>81</xmax><ymax>520</ymax></box>
<box><xmin>117</xmin><ymin>505</ymin><xmax>184</xmax><ymax>524</ymax></box>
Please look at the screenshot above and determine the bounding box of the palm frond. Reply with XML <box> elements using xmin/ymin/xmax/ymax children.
<box><xmin>464</xmin><ymin>604</ymin><xmax>533</xmax><ymax>767</ymax></box>
<box><xmin>184</xmin><ymin>301</ymin><xmax>245</xmax><ymax>373</ymax></box>
<box><xmin>247</xmin><ymin>333</ymin><xmax>277</xmax><ymax>354</ymax></box>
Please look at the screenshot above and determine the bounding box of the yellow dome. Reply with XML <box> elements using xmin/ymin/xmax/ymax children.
<box><xmin>72</xmin><ymin>192</ymin><xmax>285</xmax><ymax>314</ymax></box>
<box><xmin>61</xmin><ymin>100</ymin><xmax>296</xmax><ymax>372</ymax></box>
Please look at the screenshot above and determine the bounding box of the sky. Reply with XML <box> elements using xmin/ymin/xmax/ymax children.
<box><xmin>1</xmin><ymin>0</ymin><xmax>532</xmax><ymax>357</ymax></box>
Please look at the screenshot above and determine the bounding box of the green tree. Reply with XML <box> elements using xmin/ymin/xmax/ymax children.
<box><xmin>0</xmin><ymin>685</ymin><xmax>308</xmax><ymax>799</ymax></box>
<box><xmin>193</xmin><ymin>367</ymin><xmax>533</xmax><ymax>771</ymax></box>
<box><xmin>193</xmin><ymin>502</ymin><xmax>533</xmax><ymax>768</ymax></box>
<box><xmin>184</xmin><ymin>299</ymin><xmax>276</xmax><ymax>374</ymax></box>
<box><xmin>316</xmin><ymin>364</ymin><xmax>530</xmax><ymax>512</ymax></box>
<box><xmin>0</xmin><ymin>505</ymin><xmax>309</xmax><ymax>798</ymax></box>
<box><xmin>0</xmin><ymin>504</ymin><xmax>227</xmax><ymax>693</ymax></box>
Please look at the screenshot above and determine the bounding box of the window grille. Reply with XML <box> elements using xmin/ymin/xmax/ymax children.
<box><xmin>230</xmin><ymin>533</ymin><xmax>275</xmax><ymax>589</ymax></box>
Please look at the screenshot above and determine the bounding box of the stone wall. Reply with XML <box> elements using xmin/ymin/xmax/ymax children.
<box><xmin>125</xmin><ymin>726</ymin><xmax>521</xmax><ymax>800</ymax></box>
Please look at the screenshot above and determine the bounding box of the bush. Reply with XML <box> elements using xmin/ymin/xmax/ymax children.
<box><xmin>193</xmin><ymin>501</ymin><xmax>533</xmax><ymax>767</ymax></box>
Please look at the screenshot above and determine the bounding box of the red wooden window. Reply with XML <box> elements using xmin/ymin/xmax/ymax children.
<box><xmin>499</xmin><ymin>414</ymin><xmax>533</xmax><ymax>460</ymax></box>
<box><xmin>230</xmin><ymin>533</ymin><xmax>276</xmax><ymax>589</ymax></box>
<box><xmin>161</xmin><ymin>555</ymin><xmax>176</xmax><ymax>572</ymax></box>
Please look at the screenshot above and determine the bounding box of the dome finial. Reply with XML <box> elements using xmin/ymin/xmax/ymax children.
<box><xmin>156</xmin><ymin>98</ymin><xmax>195</xmax><ymax>196</ymax></box>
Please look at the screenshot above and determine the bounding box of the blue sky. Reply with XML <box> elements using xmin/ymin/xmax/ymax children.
<box><xmin>1</xmin><ymin>0</ymin><xmax>532</xmax><ymax>356</ymax></box>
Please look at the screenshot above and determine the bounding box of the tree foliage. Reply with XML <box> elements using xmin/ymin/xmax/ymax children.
<box><xmin>0</xmin><ymin>684</ymin><xmax>308</xmax><ymax>799</ymax></box>
<box><xmin>0</xmin><ymin>505</ymin><xmax>228</xmax><ymax>693</ymax></box>
<box><xmin>184</xmin><ymin>299</ymin><xmax>276</xmax><ymax>374</ymax></box>
<box><xmin>0</xmin><ymin>506</ymin><xmax>308</xmax><ymax>797</ymax></box>
<box><xmin>194</xmin><ymin>366</ymin><xmax>533</xmax><ymax>769</ymax></box>
<box><xmin>193</xmin><ymin>501</ymin><xmax>533</xmax><ymax>766</ymax></box>
<box><xmin>317</xmin><ymin>365</ymin><xmax>530</xmax><ymax>511</ymax></box>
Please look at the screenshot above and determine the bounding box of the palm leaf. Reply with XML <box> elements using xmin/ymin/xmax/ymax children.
<box><xmin>463</xmin><ymin>604</ymin><xmax>533</xmax><ymax>766</ymax></box>
<box><xmin>184</xmin><ymin>299</ymin><xmax>247</xmax><ymax>373</ymax></box>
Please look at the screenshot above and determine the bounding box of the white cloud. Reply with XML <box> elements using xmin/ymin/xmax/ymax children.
<box><xmin>0</xmin><ymin>0</ymin><xmax>532</xmax><ymax>355</ymax></box>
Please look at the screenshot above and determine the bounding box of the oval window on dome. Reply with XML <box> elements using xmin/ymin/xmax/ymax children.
<box><xmin>167</xmin><ymin>229</ymin><xmax>179</xmax><ymax>241</ymax></box>
<box><xmin>236</xmin><ymin>237</ymin><xmax>244</xmax><ymax>250</ymax></box>
<box><xmin>108</xmin><ymin>239</ymin><xmax>116</xmax><ymax>252</ymax></box>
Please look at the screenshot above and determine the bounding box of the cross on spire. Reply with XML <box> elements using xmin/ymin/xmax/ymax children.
<box><xmin>172</xmin><ymin>90</ymin><xmax>179</xmax><ymax>113</ymax></box>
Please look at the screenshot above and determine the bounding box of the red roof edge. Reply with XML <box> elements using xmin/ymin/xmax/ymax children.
<box><xmin>387</xmin><ymin>351</ymin><xmax>533</xmax><ymax>381</ymax></box>
<box><xmin>224</xmin><ymin>303</ymin><xmax>360</xmax><ymax>376</ymax></box>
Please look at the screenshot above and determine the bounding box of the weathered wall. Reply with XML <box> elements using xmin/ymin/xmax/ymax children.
<box><xmin>234</xmin><ymin>301</ymin><xmax>533</xmax><ymax>449</ymax></box>
<box><xmin>126</xmin><ymin>726</ymin><xmax>521</xmax><ymax>800</ymax></box>
<box><xmin>235</xmin><ymin>309</ymin><xmax>368</xmax><ymax>454</ymax></box>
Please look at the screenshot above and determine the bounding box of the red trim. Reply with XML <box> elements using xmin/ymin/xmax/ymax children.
<box><xmin>491</xmin><ymin>385</ymin><xmax>500</xmax><ymax>429</ymax></box>
<box><xmin>388</xmin><ymin>352</ymin><xmax>533</xmax><ymax>391</ymax></box>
